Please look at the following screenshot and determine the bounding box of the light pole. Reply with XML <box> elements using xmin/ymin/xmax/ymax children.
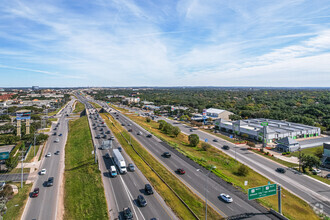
<box><xmin>205</xmin><ymin>165</ymin><xmax>216</xmax><ymax>220</ymax></box>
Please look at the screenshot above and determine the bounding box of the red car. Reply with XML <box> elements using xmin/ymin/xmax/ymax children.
<box><xmin>177</xmin><ymin>168</ymin><xmax>185</xmax><ymax>174</ymax></box>
<box><xmin>32</xmin><ymin>188</ymin><xmax>39</xmax><ymax>197</ymax></box>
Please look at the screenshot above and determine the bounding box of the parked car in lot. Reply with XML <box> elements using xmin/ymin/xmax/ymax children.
<box><xmin>220</xmin><ymin>193</ymin><xmax>233</xmax><ymax>203</ymax></box>
<box><xmin>146</xmin><ymin>134</ymin><xmax>152</xmax><ymax>138</ymax></box>
<box><xmin>145</xmin><ymin>184</ymin><xmax>153</xmax><ymax>195</ymax></box>
<box><xmin>46</xmin><ymin>152</ymin><xmax>51</xmax><ymax>157</ymax></box>
<box><xmin>40</xmin><ymin>169</ymin><xmax>47</xmax><ymax>175</ymax></box>
<box><xmin>137</xmin><ymin>195</ymin><xmax>147</xmax><ymax>207</ymax></box>
<box><xmin>123</xmin><ymin>207</ymin><xmax>133</xmax><ymax>219</ymax></box>
<box><xmin>32</xmin><ymin>188</ymin><xmax>39</xmax><ymax>197</ymax></box>
<box><xmin>128</xmin><ymin>163</ymin><xmax>135</xmax><ymax>172</ymax></box>
<box><xmin>276</xmin><ymin>167</ymin><xmax>286</xmax><ymax>173</ymax></box>
<box><xmin>177</xmin><ymin>168</ymin><xmax>185</xmax><ymax>174</ymax></box>
<box><xmin>46</xmin><ymin>177</ymin><xmax>54</xmax><ymax>187</ymax></box>
<box><xmin>312</xmin><ymin>168</ymin><xmax>321</xmax><ymax>174</ymax></box>
<box><xmin>222</xmin><ymin>145</ymin><xmax>230</xmax><ymax>150</ymax></box>
<box><xmin>326</xmin><ymin>174</ymin><xmax>330</xmax><ymax>179</ymax></box>
<box><xmin>162</xmin><ymin>152</ymin><xmax>171</xmax><ymax>158</ymax></box>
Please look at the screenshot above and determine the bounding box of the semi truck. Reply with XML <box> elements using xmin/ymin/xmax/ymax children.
<box><xmin>113</xmin><ymin>149</ymin><xmax>127</xmax><ymax>174</ymax></box>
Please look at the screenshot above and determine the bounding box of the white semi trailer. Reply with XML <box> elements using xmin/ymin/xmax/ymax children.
<box><xmin>113</xmin><ymin>149</ymin><xmax>127</xmax><ymax>174</ymax></box>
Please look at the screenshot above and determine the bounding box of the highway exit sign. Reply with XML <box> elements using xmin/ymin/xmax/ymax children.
<box><xmin>260</xmin><ymin>122</ymin><xmax>268</xmax><ymax>126</ymax></box>
<box><xmin>248</xmin><ymin>184</ymin><xmax>277</xmax><ymax>200</ymax></box>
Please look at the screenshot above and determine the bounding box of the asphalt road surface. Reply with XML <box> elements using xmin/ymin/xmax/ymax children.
<box><xmin>94</xmin><ymin>100</ymin><xmax>278</xmax><ymax>220</ymax></box>
<box><xmin>80</xmin><ymin>96</ymin><xmax>177</xmax><ymax>220</ymax></box>
<box><xmin>22</xmin><ymin>100</ymin><xmax>75</xmax><ymax>220</ymax></box>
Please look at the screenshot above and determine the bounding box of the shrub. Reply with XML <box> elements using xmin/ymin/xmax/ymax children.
<box><xmin>201</xmin><ymin>142</ymin><xmax>211</xmax><ymax>151</ymax></box>
<box><xmin>188</xmin><ymin>134</ymin><xmax>199</xmax><ymax>147</ymax></box>
<box><xmin>173</xmin><ymin>126</ymin><xmax>181</xmax><ymax>137</ymax></box>
<box><xmin>246</xmin><ymin>141</ymin><xmax>255</xmax><ymax>148</ymax></box>
<box><xmin>146</xmin><ymin>117</ymin><xmax>151</xmax><ymax>123</ymax></box>
<box><xmin>236</xmin><ymin>164</ymin><xmax>249</xmax><ymax>176</ymax></box>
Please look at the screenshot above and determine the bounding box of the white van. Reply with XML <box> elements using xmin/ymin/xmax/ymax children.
<box><xmin>110</xmin><ymin>166</ymin><xmax>117</xmax><ymax>177</ymax></box>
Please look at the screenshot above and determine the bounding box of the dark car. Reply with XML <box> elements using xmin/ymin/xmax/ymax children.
<box><xmin>96</xmin><ymin>135</ymin><xmax>100</xmax><ymax>139</ymax></box>
<box><xmin>190</xmin><ymin>129</ymin><xmax>194</xmax><ymax>132</ymax></box>
<box><xmin>32</xmin><ymin>188</ymin><xmax>39</xmax><ymax>197</ymax></box>
<box><xmin>222</xmin><ymin>145</ymin><xmax>230</xmax><ymax>150</ymax></box>
<box><xmin>102</xmin><ymin>134</ymin><xmax>107</xmax><ymax>139</ymax></box>
<box><xmin>146</xmin><ymin>134</ymin><xmax>152</xmax><ymax>138</ymax></box>
<box><xmin>128</xmin><ymin>129</ymin><xmax>132</xmax><ymax>132</ymax></box>
<box><xmin>106</xmin><ymin>130</ymin><xmax>111</xmax><ymax>134</ymax></box>
<box><xmin>53</xmin><ymin>127</ymin><xmax>57</xmax><ymax>130</ymax></box>
<box><xmin>326</xmin><ymin>174</ymin><xmax>330</xmax><ymax>179</ymax></box>
<box><xmin>55</xmin><ymin>150</ymin><xmax>60</xmax><ymax>155</ymax></box>
<box><xmin>59</xmin><ymin>133</ymin><xmax>62</xmax><ymax>136</ymax></box>
<box><xmin>213</xmin><ymin>139</ymin><xmax>218</xmax><ymax>142</ymax></box>
<box><xmin>53</xmin><ymin>132</ymin><xmax>57</xmax><ymax>136</ymax></box>
<box><xmin>118</xmin><ymin>147</ymin><xmax>122</xmax><ymax>152</ymax></box>
<box><xmin>162</xmin><ymin>152</ymin><xmax>171</xmax><ymax>158</ymax></box>
<box><xmin>47</xmin><ymin>177</ymin><xmax>54</xmax><ymax>187</ymax></box>
<box><xmin>177</xmin><ymin>168</ymin><xmax>186</xmax><ymax>174</ymax></box>
<box><xmin>276</xmin><ymin>168</ymin><xmax>286</xmax><ymax>173</ymax></box>
<box><xmin>137</xmin><ymin>195</ymin><xmax>147</xmax><ymax>207</ymax></box>
<box><xmin>121</xmin><ymin>123</ymin><xmax>125</xmax><ymax>126</ymax></box>
<box><xmin>145</xmin><ymin>184</ymin><xmax>153</xmax><ymax>195</ymax></box>
<box><xmin>123</xmin><ymin>207</ymin><xmax>133</xmax><ymax>219</ymax></box>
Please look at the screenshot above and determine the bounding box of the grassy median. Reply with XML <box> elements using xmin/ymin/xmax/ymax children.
<box><xmin>101</xmin><ymin>113</ymin><xmax>223</xmax><ymax>220</ymax></box>
<box><xmin>63</xmin><ymin>116</ymin><xmax>108</xmax><ymax>220</ymax></box>
<box><xmin>111</xmin><ymin>106</ymin><xmax>319</xmax><ymax>220</ymax></box>
<box><xmin>89</xmin><ymin>101</ymin><xmax>102</xmax><ymax>109</ymax></box>
<box><xmin>72</xmin><ymin>101</ymin><xmax>85</xmax><ymax>113</ymax></box>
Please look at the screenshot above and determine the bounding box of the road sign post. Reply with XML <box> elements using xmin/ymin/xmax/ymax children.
<box><xmin>248</xmin><ymin>184</ymin><xmax>277</xmax><ymax>200</ymax></box>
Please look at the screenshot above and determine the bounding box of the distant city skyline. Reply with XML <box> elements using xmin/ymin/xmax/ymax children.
<box><xmin>1</xmin><ymin>0</ymin><xmax>329</xmax><ymax>87</ymax></box>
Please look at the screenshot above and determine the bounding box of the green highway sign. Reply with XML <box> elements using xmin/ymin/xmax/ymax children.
<box><xmin>248</xmin><ymin>184</ymin><xmax>277</xmax><ymax>200</ymax></box>
<box><xmin>260</xmin><ymin>122</ymin><xmax>268</xmax><ymax>126</ymax></box>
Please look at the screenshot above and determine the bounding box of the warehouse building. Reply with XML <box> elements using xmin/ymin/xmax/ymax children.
<box><xmin>214</xmin><ymin>118</ymin><xmax>321</xmax><ymax>144</ymax></box>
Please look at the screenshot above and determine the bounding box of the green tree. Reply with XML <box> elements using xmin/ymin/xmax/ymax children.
<box><xmin>236</xmin><ymin>164</ymin><xmax>249</xmax><ymax>176</ymax></box>
<box><xmin>158</xmin><ymin>120</ymin><xmax>166</xmax><ymax>130</ymax></box>
<box><xmin>188</xmin><ymin>134</ymin><xmax>199</xmax><ymax>147</ymax></box>
<box><xmin>301</xmin><ymin>155</ymin><xmax>321</xmax><ymax>172</ymax></box>
<box><xmin>314</xmin><ymin>148</ymin><xmax>323</xmax><ymax>159</ymax></box>
<box><xmin>173</xmin><ymin>126</ymin><xmax>181</xmax><ymax>137</ymax></box>
<box><xmin>146</xmin><ymin>117</ymin><xmax>151</xmax><ymax>123</ymax></box>
<box><xmin>163</xmin><ymin>123</ymin><xmax>174</xmax><ymax>135</ymax></box>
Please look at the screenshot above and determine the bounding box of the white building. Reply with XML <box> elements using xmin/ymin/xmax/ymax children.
<box><xmin>206</xmin><ymin>108</ymin><xmax>233</xmax><ymax>121</ymax></box>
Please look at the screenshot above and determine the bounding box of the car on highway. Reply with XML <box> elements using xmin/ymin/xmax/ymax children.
<box><xmin>213</xmin><ymin>139</ymin><xmax>218</xmax><ymax>142</ymax></box>
<box><xmin>55</xmin><ymin>150</ymin><xmax>60</xmax><ymax>155</ymax></box>
<box><xmin>276</xmin><ymin>167</ymin><xmax>286</xmax><ymax>173</ymax></box>
<box><xmin>99</xmin><ymin>128</ymin><xmax>103</xmax><ymax>131</ymax></box>
<box><xmin>110</xmin><ymin>166</ymin><xmax>117</xmax><ymax>177</ymax></box>
<box><xmin>54</xmin><ymin>138</ymin><xmax>60</xmax><ymax>143</ymax></box>
<box><xmin>118</xmin><ymin>147</ymin><xmax>122</xmax><ymax>152</ymax></box>
<box><xmin>96</xmin><ymin>135</ymin><xmax>100</xmax><ymax>139</ymax></box>
<box><xmin>105</xmin><ymin>153</ymin><xmax>110</xmax><ymax>159</ymax></box>
<box><xmin>106</xmin><ymin>130</ymin><xmax>111</xmax><ymax>134</ymax></box>
<box><xmin>128</xmin><ymin>129</ymin><xmax>132</xmax><ymax>132</ymax></box>
<box><xmin>123</xmin><ymin>207</ymin><xmax>133</xmax><ymax>219</ymax></box>
<box><xmin>93</xmin><ymin>127</ymin><xmax>97</xmax><ymax>130</ymax></box>
<box><xmin>128</xmin><ymin>163</ymin><xmax>135</xmax><ymax>172</ymax></box>
<box><xmin>31</xmin><ymin>188</ymin><xmax>39</xmax><ymax>197</ymax></box>
<box><xmin>222</xmin><ymin>145</ymin><xmax>230</xmax><ymax>150</ymax></box>
<box><xmin>177</xmin><ymin>168</ymin><xmax>186</xmax><ymax>174</ymax></box>
<box><xmin>46</xmin><ymin>177</ymin><xmax>54</xmax><ymax>187</ymax></box>
<box><xmin>109</xmin><ymin>136</ymin><xmax>115</xmax><ymax>140</ymax></box>
<box><xmin>146</xmin><ymin>134</ymin><xmax>152</xmax><ymax>138</ymax></box>
<box><xmin>220</xmin><ymin>193</ymin><xmax>233</xmax><ymax>203</ymax></box>
<box><xmin>137</xmin><ymin>195</ymin><xmax>147</xmax><ymax>207</ymax></box>
<box><xmin>53</xmin><ymin>127</ymin><xmax>57</xmax><ymax>130</ymax></box>
<box><xmin>53</xmin><ymin>132</ymin><xmax>57</xmax><ymax>136</ymax></box>
<box><xmin>162</xmin><ymin>152</ymin><xmax>171</xmax><ymax>158</ymax></box>
<box><xmin>40</xmin><ymin>169</ymin><xmax>46</xmax><ymax>175</ymax></box>
<box><xmin>46</xmin><ymin>152</ymin><xmax>51</xmax><ymax>157</ymax></box>
<box><xmin>102</xmin><ymin>134</ymin><xmax>107</xmax><ymax>139</ymax></box>
<box><xmin>121</xmin><ymin>123</ymin><xmax>125</xmax><ymax>126</ymax></box>
<box><xmin>59</xmin><ymin>133</ymin><xmax>62</xmax><ymax>136</ymax></box>
<box><xmin>145</xmin><ymin>184</ymin><xmax>153</xmax><ymax>195</ymax></box>
<box><xmin>190</xmin><ymin>129</ymin><xmax>193</xmax><ymax>132</ymax></box>
<box><xmin>137</xmin><ymin>131</ymin><xmax>142</xmax><ymax>135</ymax></box>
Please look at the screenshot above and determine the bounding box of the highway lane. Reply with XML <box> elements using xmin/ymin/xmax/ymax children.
<box><xmin>160</xmin><ymin>118</ymin><xmax>330</xmax><ymax>215</ymax></box>
<box><xmin>22</xmin><ymin>99</ymin><xmax>75</xmax><ymax>220</ymax></box>
<box><xmin>80</xmin><ymin>97</ymin><xmax>177</xmax><ymax>220</ymax></box>
<box><xmin>94</xmin><ymin>101</ymin><xmax>276</xmax><ymax>220</ymax></box>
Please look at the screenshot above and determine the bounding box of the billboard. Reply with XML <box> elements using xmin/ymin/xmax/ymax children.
<box><xmin>0</xmin><ymin>152</ymin><xmax>10</xmax><ymax>160</ymax></box>
<box><xmin>16</xmin><ymin>111</ymin><xmax>31</xmax><ymax>120</ymax></box>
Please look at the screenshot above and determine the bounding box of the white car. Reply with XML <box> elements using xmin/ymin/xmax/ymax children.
<box><xmin>40</xmin><ymin>169</ymin><xmax>47</xmax><ymax>175</ymax></box>
<box><xmin>220</xmin><ymin>193</ymin><xmax>233</xmax><ymax>203</ymax></box>
<box><xmin>46</xmin><ymin>152</ymin><xmax>51</xmax><ymax>157</ymax></box>
<box><xmin>312</xmin><ymin>168</ymin><xmax>321</xmax><ymax>174</ymax></box>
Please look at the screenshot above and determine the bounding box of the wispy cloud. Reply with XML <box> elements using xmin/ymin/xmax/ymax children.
<box><xmin>0</xmin><ymin>0</ymin><xmax>329</xmax><ymax>87</ymax></box>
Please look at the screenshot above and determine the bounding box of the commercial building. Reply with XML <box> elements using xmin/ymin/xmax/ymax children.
<box><xmin>322</xmin><ymin>143</ymin><xmax>330</xmax><ymax>168</ymax></box>
<box><xmin>215</xmin><ymin>118</ymin><xmax>321</xmax><ymax>144</ymax></box>
<box><xmin>276</xmin><ymin>137</ymin><xmax>300</xmax><ymax>152</ymax></box>
<box><xmin>206</xmin><ymin>108</ymin><xmax>233</xmax><ymax>121</ymax></box>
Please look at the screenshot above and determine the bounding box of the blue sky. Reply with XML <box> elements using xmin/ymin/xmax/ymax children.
<box><xmin>0</xmin><ymin>0</ymin><xmax>329</xmax><ymax>87</ymax></box>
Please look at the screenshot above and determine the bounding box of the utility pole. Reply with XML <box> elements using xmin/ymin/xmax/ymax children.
<box><xmin>278</xmin><ymin>185</ymin><xmax>282</xmax><ymax>214</ymax></box>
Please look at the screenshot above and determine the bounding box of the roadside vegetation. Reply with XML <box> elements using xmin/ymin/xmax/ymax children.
<box><xmin>63</xmin><ymin>116</ymin><xmax>108</xmax><ymax>220</ymax></box>
<box><xmin>101</xmin><ymin>113</ymin><xmax>223</xmax><ymax>220</ymax></box>
<box><xmin>72</xmin><ymin>101</ymin><xmax>85</xmax><ymax>113</ymax></box>
<box><xmin>112</xmin><ymin>107</ymin><xmax>319</xmax><ymax>220</ymax></box>
<box><xmin>2</xmin><ymin>183</ymin><xmax>32</xmax><ymax>220</ymax></box>
<box><xmin>89</xmin><ymin>101</ymin><xmax>101</xmax><ymax>109</ymax></box>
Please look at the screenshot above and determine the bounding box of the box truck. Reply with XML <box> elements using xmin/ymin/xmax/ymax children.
<box><xmin>113</xmin><ymin>149</ymin><xmax>127</xmax><ymax>174</ymax></box>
